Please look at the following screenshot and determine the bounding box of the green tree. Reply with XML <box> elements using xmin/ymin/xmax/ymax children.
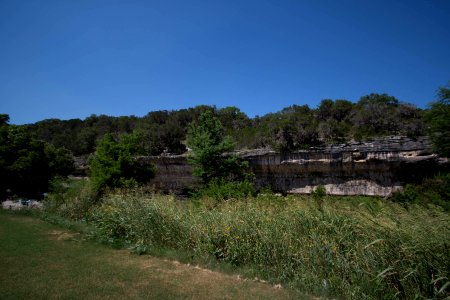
<box><xmin>352</xmin><ymin>93</ymin><xmax>400</xmax><ymax>137</ymax></box>
<box><xmin>272</xmin><ymin>105</ymin><xmax>319</xmax><ymax>151</ymax></box>
<box><xmin>0</xmin><ymin>114</ymin><xmax>9</xmax><ymax>125</ymax></box>
<box><xmin>316</xmin><ymin>99</ymin><xmax>353</xmax><ymax>143</ymax></box>
<box><xmin>425</xmin><ymin>83</ymin><xmax>450</xmax><ymax>157</ymax></box>
<box><xmin>186</xmin><ymin>111</ymin><xmax>249</xmax><ymax>184</ymax></box>
<box><xmin>135</xmin><ymin>117</ymin><xmax>186</xmax><ymax>155</ymax></box>
<box><xmin>0</xmin><ymin>116</ymin><xmax>74</xmax><ymax>199</ymax></box>
<box><xmin>89</xmin><ymin>133</ymin><xmax>155</xmax><ymax>193</ymax></box>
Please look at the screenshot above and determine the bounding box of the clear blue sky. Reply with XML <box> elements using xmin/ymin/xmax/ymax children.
<box><xmin>1</xmin><ymin>0</ymin><xmax>449</xmax><ymax>124</ymax></box>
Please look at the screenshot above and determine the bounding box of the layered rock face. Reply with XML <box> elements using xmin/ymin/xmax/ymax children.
<box><xmin>138</xmin><ymin>155</ymin><xmax>200</xmax><ymax>194</ymax></box>
<box><xmin>139</xmin><ymin>136</ymin><xmax>448</xmax><ymax>196</ymax></box>
<box><xmin>241</xmin><ymin>137</ymin><xmax>448</xmax><ymax>196</ymax></box>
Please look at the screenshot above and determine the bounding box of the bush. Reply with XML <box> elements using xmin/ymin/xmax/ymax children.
<box><xmin>391</xmin><ymin>173</ymin><xmax>450</xmax><ymax>211</ymax></box>
<box><xmin>190</xmin><ymin>179</ymin><xmax>255</xmax><ymax>201</ymax></box>
<box><xmin>391</xmin><ymin>184</ymin><xmax>418</xmax><ymax>204</ymax></box>
<box><xmin>89</xmin><ymin>134</ymin><xmax>155</xmax><ymax>193</ymax></box>
<box><xmin>44</xmin><ymin>178</ymin><xmax>97</xmax><ymax>220</ymax></box>
<box><xmin>311</xmin><ymin>185</ymin><xmax>326</xmax><ymax>200</ymax></box>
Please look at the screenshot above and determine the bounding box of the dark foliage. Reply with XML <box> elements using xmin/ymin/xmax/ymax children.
<box><xmin>0</xmin><ymin>115</ymin><xmax>74</xmax><ymax>199</ymax></box>
<box><xmin>27</xmin><ymin>115</ymin><xmax>138</xmax><ymax>155</ymax></box>
<box><xmin>425</xmin><ymin>84</ymin><xmax>450</xmax><ymax>157</ymax></box>
<box><xmin>17</xmin><ymin>91</ymin><xmax>431</xmax><ymax>155</ymax></box>
<box><xmin>390</xmin><ymin>173</ymin><xmax>450</xmax><ymax>211</ymax></box>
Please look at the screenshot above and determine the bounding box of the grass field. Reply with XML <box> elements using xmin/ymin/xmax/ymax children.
<box><xmin>0</xmin><ymin>210</ymin><xmax>309</xmax><ymax>300</ymax></box>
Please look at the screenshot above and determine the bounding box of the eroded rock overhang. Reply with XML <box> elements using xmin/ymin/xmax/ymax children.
<box><xmin>136</xmin><ymin>136</ymin><xmax>448</xmax><ymax>196</ymax></box>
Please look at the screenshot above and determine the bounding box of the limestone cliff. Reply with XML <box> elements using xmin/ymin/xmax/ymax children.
<box><xmin>240</xmin><ymin>136</ymin><xmax>448</xmax><ymax>196</ymax></box>
<box><xmin>137</xmin><ymin>136</ymin><xmax>450</xmax><ymax>196</ymax></box>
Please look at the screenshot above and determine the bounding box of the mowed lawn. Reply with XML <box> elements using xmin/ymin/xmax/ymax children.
<box><xmin>0</xmin><ymin>211</ymin><xmax>309</xmax><ymax>300</ymax></box>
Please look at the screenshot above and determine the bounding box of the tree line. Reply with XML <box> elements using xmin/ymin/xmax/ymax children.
<box><xmin>1</xmin><ymin>85</ymin><xmax>449</xmax><ymax>199</ymax></box>
<box><xmin>24</xmin><ymin>92</ymin><xmax>429</xmax><ymax>157</ymax></box>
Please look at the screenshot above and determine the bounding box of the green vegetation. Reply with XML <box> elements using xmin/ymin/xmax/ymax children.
<box><xmin>2</xmin><ymin>85</ymin><xmax>450</xmax><ymax>299</ymax></box>
<box><xmin>0</xmin><ymin>210</ymin><xmax>302</xmax><ymax>300</ymax></box>
<box><xmin>4</xmin><ymin>89</ymin><xmax>443</xmax><ymax>199</ymax></box>
<box><xmin>44</xmin><ymin>178</ymin><xmax>98</xmax><ymax>219</ymax></box>
<box><xmin>190</xmin><ymin>179</ymin><xmax>255</xmax><ymax>201</ymax></box>
<box><xmin>185</xmin><ymin>110</ymin><xmax>254</xmax><ymax>200</ymax></box>
<box><xmin>4</xmin><ymin>87</ymin><xmax>446</xmax><ymax>200</ymax></box>
<box><xmin>311</xmin><ymin>184</ymin><xmax>327</xmax><ymax>200</ymax></box>
<box><xmin>43</xmin><ymin>185</ymin><xmax>450</xmax><ymax>299</ymax></box>
<box><xmin>0</xmin><ymin>114</ymin><xmax>74</xmax><ymax>200</ymax></box>
<box><xmin>352</xmin><ymin>93</ymin><xmax>423</xmax><ymax>139</ymax></box>
<box><xmin>20</xmin><ymin>92</ymin><xmax>430</xmax><ymax>157</ymax></box>
<box><xmin>425</xmin><ymin>83</ymin><xmax>450</xmax><ymax>157</ymax></box>
<box><xmin>186</xmin><ymin>110</ymin><xmax>250</xmax><ymax>184</ymax></box>
<box><xmin>391</xmin><ymin>173</ymin><xmax>450</xmax><ymax>211</ymax></box>
<box><xmin>88</xmin><ymin>133</ymin><xmax>155</xmax><ymax>193</ymax></box>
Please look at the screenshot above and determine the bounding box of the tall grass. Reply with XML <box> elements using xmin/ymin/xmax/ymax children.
<box><xmin>84</xmin><ymin>192</ymin><xmax>450</xmax><ymax>299</ymax></box>
<box><xmin>44</xmin><ymin>178</ymin><xmax>98</xmax><ymax>219</ymax></box>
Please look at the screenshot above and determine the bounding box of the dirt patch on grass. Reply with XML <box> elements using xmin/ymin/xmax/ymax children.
<box><xmin>48</xmin><ymin>230</ymin><xmax>81</xmax><ymax>241</ymax></box>
<box><xmin>2</xmin><ymin>213</ymin><xmax>36</xmax><ymax>223</ymax></box>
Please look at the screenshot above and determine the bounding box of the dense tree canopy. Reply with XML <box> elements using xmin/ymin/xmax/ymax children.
<box><xmin>0</xmin><ymin>115</ymin><xmax>74</xmax><ymax>199</ymax></box>
<box><xmin>13</xmin><ymin>90</ymin><xmax>434</xmax><ymax>156</ymax></box>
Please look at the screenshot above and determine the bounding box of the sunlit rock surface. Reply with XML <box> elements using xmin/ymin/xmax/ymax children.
<box><xmin>137</xmin><ymin>136</ymin><xmax>449</xmax><ymax>196</ymax></box>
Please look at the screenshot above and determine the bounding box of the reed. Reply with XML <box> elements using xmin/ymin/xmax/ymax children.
<box><xmin>87</xmin><ymin>192</ymin><xmax>450</xmax><ymax>299</ymax></box>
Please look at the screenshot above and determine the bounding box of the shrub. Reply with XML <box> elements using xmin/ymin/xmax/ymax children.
<box><xmin>44</xmin><ymin>178</ymin><xmax>97</xmax><ymax>220</ymax></box>
<box><xmin>89</xmin><ymin>133</ymin><xmax>155</xmax><ymax>194</ymax></box>
<box><xmin>191</xmin><ymin>179</ymin><xmax>255</xmax><ymax>201</ymax></box>
<box><xmin>311</xmin><ymin>185</ymin><xmax>326</xmax><ymax>200</ymax></box>
<box><xmin>391</xmin><ymin>184</ymin><xmax>418</xmax><ymax>204</ymax></box>
<box><xmin>391</xmin><ymin>173</ymin><xmax>450</xmax><ymax>211</ymax></box>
